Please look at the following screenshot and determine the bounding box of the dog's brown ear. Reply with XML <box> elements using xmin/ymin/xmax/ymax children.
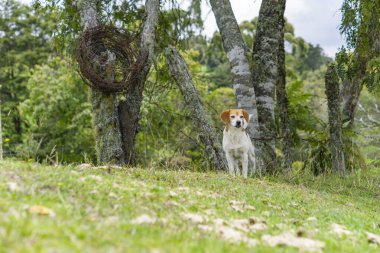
<box><xmin>220</xmin><ymin>110</ymin><xmax>230</xmax><ymax>124</ymax></box>
<box><xmin>242</xmin><ymin>109</ymin><xmax>249</xmax><ymax>122</ymax></box>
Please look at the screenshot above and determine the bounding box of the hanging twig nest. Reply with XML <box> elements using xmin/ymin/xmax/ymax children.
<box><xmin>75</xmin><ymin>25</ymin><xmax>145</xmax><ymax>93</ymax></box>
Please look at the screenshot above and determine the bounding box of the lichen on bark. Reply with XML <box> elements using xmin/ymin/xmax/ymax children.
<box><xmin>252</xmin><ymin>0</ymin><xmax>286</xmax><ymax>173</ymax></box>
<box><xmin>77</xmin><ymin>0</ymin><xmax>125</xmax><ymax>165</ymax></box>
<box><xmin>325</xmin><ymin>64</ymin><xmax>346</xmax><ymax>176</ymax></box>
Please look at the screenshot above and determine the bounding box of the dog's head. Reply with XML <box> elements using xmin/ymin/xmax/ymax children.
<box><xmin>220</xmin><ymin>109</ymin><xmax>250</xmax><ymax>130</ymax></box>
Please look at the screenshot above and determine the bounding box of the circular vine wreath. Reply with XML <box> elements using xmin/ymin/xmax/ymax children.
<box><xmin>75</xmin><ymin>25</ymin><xmax>145</xmax><ymax>93</ymax></box>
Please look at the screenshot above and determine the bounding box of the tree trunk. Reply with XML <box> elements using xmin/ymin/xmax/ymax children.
<box><xmin>118</xmin><ymin>0</ymin><xmax>159</xmax><ymax>165</ymax></box>
<box><xmin>78</xmin><ymin>0</ymin><xmax>125</xmax><ymax>165</ymax></box>
<box><xmin>209</xmin><ymin>0</ymin><xmax>259</xmax><ymax>134</ymax></box>
<box><xmin>165</xmin><ymin>46</ymin><xmax>227</xmax><ymax>171</ymax></box>
<box><xmin>0</xmin><ymin>101</ymin><xmax>3</xmax><ymax>160</ymax></box>
<box><xmin>209</xmin><ymin>0</ymin><xmax>259</xmax><ymax>173</ymax></box>
<box><xmin>275</xmin><ymin>0</ymin><xmax>292</xmax><ymax>170</ymax></box>
<box><xmin>252</xmin><ymin>0</ymin><xmax>286</xmax><ymax>173</ymax></box>
<box><xmin>325</xmin><ymin>64</ymin><xmax>346</xmax><ymax>176</ymax></box>
<box><xmin>341</xmin><ymin>53</ymin><xmax>368</xmax><ymax>129</ymax></box>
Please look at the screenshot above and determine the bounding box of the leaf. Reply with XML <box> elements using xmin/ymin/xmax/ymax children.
<box><xmin>229</xmin><ymin>200</ymin><xmax>256</xmax><ymax>212</ymax></box>
<box><xmin>77</xmin><ymin>163</ymin><xmax>92</xmax><ymax>170</ymax></box>
<box><xmin>229</xmin><ymin>218</ymin><xmax>267</xmax><ymax>232</ymax></box>
<box><xmin>182</xmin><ymin>213</ymin><xmax>205</xmax><ymax>224</ymax></box>
<box><xmin>6</xmin><ymin>182</ymin><xmax>21</xmax><ymax>192</ymax></box>
<box><xmin>262</xmin><ymin>232</ymin><xmax>325</xmax><ymax>253</ymax></box>
<box><xmin>169</xmin><ymin>190</ymin><xmax>178</xmax><ymax>197</ymax></box>
<box><xmin>330</xmin><ymin>223</ymin><xmax>352</xmax><ymax>238</ymax></box>
<box><xmin>216</xmin><ymin>225</ymin><xmax>258</xmax><ymax>247</ymax></box>
<box><xmin>28</xmin><ymin>205</ymin><xmax>55</xmax><ymax>217</ymax></box>
<box><xmin>366</xmin><ymin>232</ymin><xmax>380</xmax><ymax>245</ymax></box>
<box><xmin>130</xmin><ymin>214</ymin><xmax>157</xmax><ymax>224</ymax></box>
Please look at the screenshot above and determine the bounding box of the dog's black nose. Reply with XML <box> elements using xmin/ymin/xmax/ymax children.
<box><xmin>236</xmin><ymin>120</ymin><xmax>241</xmax><ymax>127</ymax></box>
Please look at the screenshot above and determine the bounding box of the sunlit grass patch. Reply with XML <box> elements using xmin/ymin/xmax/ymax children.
<box><xmin>0</xmin><ymin>159</ymin><xmax>379</xmax><ymax>252</ymax></box>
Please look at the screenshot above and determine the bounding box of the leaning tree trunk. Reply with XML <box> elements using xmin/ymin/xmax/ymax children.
<box><xmin>325</xmin><ymin>64</ymin><xmax>346</xmax><ymax>176</ymax></box>
<box><xmin>78</xmin><ymin>0</ymin><xmax>125</xmax><ymax>165</ymax></box>
<box><xmin>251</xmin><ymin>0</ymin><xmax>286</xmax><ymax>173</ymax></box>
<box><xmin>165</xmin><ymin>46</ymin><xmax>227</xmax><ymax>170</ymax></box>
<box><xmin>209</xmin><ymin>0</ymin><xmax>260</xmax><ymax>173</ymax></box>
<box><xmin>275</xmin><ymin>0</ymin><xmax>292</xmax><ymax>170</ymax></box>
<box><xmin>118</xmin><ymin>0</ymin><xmax>159</xmax><ymax>165</ymax></box>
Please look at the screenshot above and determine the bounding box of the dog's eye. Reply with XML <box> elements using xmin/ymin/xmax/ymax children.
<box><xmin>240</xmin><ymin>116</ymin><xmax>244</xmax><ymax>119</ymax></box>
<box><xmin>230</xmin><ymin>115</ymin><xmax>235</xmax><ymax>119</ymax></box>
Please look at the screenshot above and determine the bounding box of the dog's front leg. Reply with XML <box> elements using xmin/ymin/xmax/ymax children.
<box><xmin>242</xmin><ymin>151</ymin><xmax>249</xmax><ymax>178</ymax></box>
<box><xmin>226</xmin><ymin>151</ymin><xmax>235</xmax><ymax>176</ymax></box>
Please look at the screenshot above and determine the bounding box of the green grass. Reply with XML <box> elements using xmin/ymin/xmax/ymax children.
<box><xmin>0</xmin><ymin>159</ymin><xmax>380</xmax><ymax>252</ymax></box>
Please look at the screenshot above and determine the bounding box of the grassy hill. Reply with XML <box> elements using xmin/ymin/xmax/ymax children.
<box><xmin>1</xmin><ymin>159</ymin><xmax>380</xmax><ymax>252</ymax></box>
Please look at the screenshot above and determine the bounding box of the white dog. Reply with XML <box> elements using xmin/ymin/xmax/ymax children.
<box><xmin>220</xmin><ymin>109</ymin><xmax>256</xmax><ymax>178</ymax></box>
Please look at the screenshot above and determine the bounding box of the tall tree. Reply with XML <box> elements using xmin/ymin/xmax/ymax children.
<box><xmin>77</xmin><ymin>0</ymin><xmax>125</xmax><ymax>165</ymax></box>
<box><xmin>165</xmin><ymin>46</ymin><xmax>227</xmax><ymax>170</ymax></box>
<box><xmin>340</xmin><ymin>0</ymin><xmax>380</xmax><ymax>128</ymax></box>
<box><xmin>251</xmin><ymin>0</ymin><xmax>287</xmax><ymax>173</ymax></box>
<box><xmin>325</xmin><ymin>64</ymin><xmax>346</xmax><ymax>176</ymax></box>
<box><xmin>208</xmin><ymin>1</ymin><xmax>259</xmax><ymax>134</ymax></box>
<box><xmin>208</xmin><ymin>0</ymin><xmax>259</xmax><ymax>173</ymax></box>
<box><xmin>118</xmin><ymin>0</ymin><xmax>160</xmax><ymax>165</ymax></box>
<box><xmin>209</xmin><ymin>0</ymin><xmax>288</xmax><ymax>174</ymax></box>
<box><xmin>275</xmin><ymin>0</ymin><xmax>293</xmax><ymax>170</ymax></box>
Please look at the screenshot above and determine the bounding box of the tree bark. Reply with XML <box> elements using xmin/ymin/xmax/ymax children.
<box><xmin>325</xmin><ymin>64</ymin><xmax>346</xmax><ymax>176</ymax></box>
<box><xmin>209</xmin><ymin>0</ymin><xmax>259</xmax><ymax>173</ymax></box>
<box><xmin>275</xmin><ymin>0</ymin><xmax>292</xmax><ymax>170</ymax></box>
<box><xmin>341</xmin><ymin>53</ymin><xmax>368</xmax><ymax>129</ymax></box>
<box><xmin>252</xmin><ymin>0</ymin><xmax>286</xmax><ymax>173</ymax></box>
<box><xmin>0</xmin><ymin>101</ymin><xmax>3</xmax><ymax>160</ymax></box>
<box><xmin>118</xmin><ymin>0</ymin><xmax>159</xmax><ymax>165</ymax></box>
<box><xmin>78</xmin><ymin>0</ymin><xmax>125</xmax><ymax>165</ymax></box>
<box><xmin>165</xmin><ymin>46</ymin><xmax>227</xmax><ymax>171</ymax></box>
<box><xmin>209</xmin><ymin>0</ymin><xmax>259</xmax><ymax>135</ymax></box>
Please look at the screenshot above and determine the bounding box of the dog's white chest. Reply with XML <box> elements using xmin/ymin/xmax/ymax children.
<box><xmin>222</xmin><ymin>129</ymin><xmax>251</xmax><ymax>151</ymax></box>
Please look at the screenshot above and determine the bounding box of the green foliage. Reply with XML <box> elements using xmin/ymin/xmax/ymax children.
<box><xmin>18</xmin><ymin>57</ymin><xmax>95</xmax><ymax>162</ymax></box>
<box><xmin>0</xmin><ymin>0</ymin><xmax>56</xmax><ymax>154</ymax></box>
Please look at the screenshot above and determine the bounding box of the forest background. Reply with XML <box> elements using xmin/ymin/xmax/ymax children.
<box><xmin>1</xmin><ymin>0</ymin><xmax>379</xmax><ymax>173</ymax></box>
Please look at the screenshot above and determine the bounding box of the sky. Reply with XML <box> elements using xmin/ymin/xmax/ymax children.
<box><xmin>199</xmin><ymin>0</ymin><xmax>346</xmax><ymax>57</ymax></box>
<box><xmin>19</xmin><ymin>0</ymin><xmax>346</xmax><ymax>57</ymax></box>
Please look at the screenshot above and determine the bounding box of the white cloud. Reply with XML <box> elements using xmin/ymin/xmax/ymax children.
<box><xmin>201</xmin><ymin>0</ymin><xmax>346</xmax><ymax>57</ymax></box>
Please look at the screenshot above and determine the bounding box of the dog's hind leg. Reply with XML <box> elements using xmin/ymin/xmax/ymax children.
<box><xmin>242</xmin><ymin>152</ymin><xmax>249</xmax><ymax>178</ymax></box>
<box><xmin>249</xmin><ymin>151</ymin><xmax>256</xmax><ymax>175</ymax></box>
<box><xmin>234</xmin><ymin>159</ymin><xmax>241</xmax><ymax>176</ymax></box>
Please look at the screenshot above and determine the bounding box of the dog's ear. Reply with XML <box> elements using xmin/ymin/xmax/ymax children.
<box><xmin>242</xmin><ymin>109</ymin><xmax>250</xmax><ymax>122</ymax></box>
<box><xmin>220</xmin><ymin>110</ymin><xmax>230</xmax><ymax>124</ymax></box>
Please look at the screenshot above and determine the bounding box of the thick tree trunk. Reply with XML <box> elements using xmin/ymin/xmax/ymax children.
<box><xmin>78</xmin><ymin>0</ymin><xmax>125</xmax><ymax>165</ymax></box>
<box><xmin>165</xmin><ymin>46</ymin><xmax>227</xmax><ymax>171</ymax></box>
<box><xmin>275</xmin><ymin>0</ymin><xmax>292</xmax><ymax>170</ymax></box>
<box><xmin>209</xmin><ymin>0</ymin><xmax>259</xmax><ymax>135</ymax></box>
<box><xmin>252</xmin><ymin>0</ymin><xmax>286</xmax><ymax>173</ymax></box>
<box><xmin>209</xmin><ymin>0</ymin><xmax>259</xmax><ymax>173</ymax></box>
<box><xmin>325</xmin><ymin>64</ymin><xmax>346</xmax><ymax>176</ymax></box>
<box><xmin>118</xmin><ymin>0</ymin><xmax>159</xmax><ymax>165</ymax></box>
